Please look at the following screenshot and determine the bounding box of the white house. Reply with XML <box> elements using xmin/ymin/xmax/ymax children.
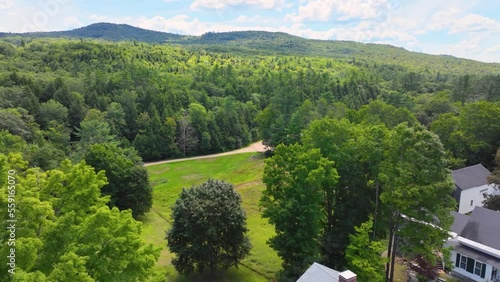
<box><xmin>297</xmin><ymin>262</ymin><xmax>356</xmax><ymax>282</ymax></box>
<box><xmin>452</xmin><ymin>164</ymin><xmax>499</xmax><ymax>214</ymax></box>
<box><xmin>447</xmin><ymin>207</ymin><xmax>500</xmax><ymax>282</ymax></box>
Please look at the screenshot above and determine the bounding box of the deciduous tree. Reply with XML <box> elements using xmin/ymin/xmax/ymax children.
<box><xmin>346</xmin><ymin>216</ymin><xmax>386</xmax><ymax>282</ymax></box>
<box><xmin>379</xmin><ymin>124</ymin><xmax>455</xmax><ymax>282</ymax></box>
<box><xmin>260</xmin><ymin>144</ymin><xmax>338</xmax><ymax>280</ymax></box>
<box><xmin>0</xmin><ymin>156</ymin><xmax>160</xmax><ymax>282</ymax></box>
<box><xmin>167</xmin><ymin>179</ymin><xmax>251</xmax><ymax>274</ymax></box>
<box><xmin>83</xmin><ymin>143</ymin><xmax>152</xmax><ymax>217</ymax></box>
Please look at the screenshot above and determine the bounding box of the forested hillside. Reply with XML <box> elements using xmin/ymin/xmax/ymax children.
<box><xmin>1</xmin><ymin>25</ymin><xmax>500</xmax><ymax>281</ymax></box>
<box><xmin>1</xmin><ymin>31</ymin><xmax>499</xmax><ymax>165</ymax></box>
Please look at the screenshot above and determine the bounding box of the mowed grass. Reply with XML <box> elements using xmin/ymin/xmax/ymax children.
<box><xmin>140</xmin><ymin>153</ymin><xmax>282</xmax><ymax>281</ymax></box>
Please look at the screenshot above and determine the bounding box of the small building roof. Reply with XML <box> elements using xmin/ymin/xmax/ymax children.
<box><xmin>459</xmin><ymin>207</ymin><xmax>500</xmax><ymax>250</ymax></box>
<box><xmin>452</xmin><ymin>164</ymin><xmax>491</xmax><ymax>190</ymax></box>
<box><xmin>297</xmin><ymin>262</ymin><xmax>340</xmax><ymax>282</ymax></box>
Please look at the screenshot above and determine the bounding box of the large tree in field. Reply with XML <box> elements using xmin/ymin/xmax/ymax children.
<box><xmin>379</xmin><ymin>124</ymin><xmax>455</xmax><ymax>282</ymax></box>
<box><xmin>260</xmin><ymin>144</ymin><xmax>339</xmax><ymax>281</ymax></box>
<box><xmin>167</xmin><ymin>179</ymin><xmax>251</xmax><ymax>274</ymax></box>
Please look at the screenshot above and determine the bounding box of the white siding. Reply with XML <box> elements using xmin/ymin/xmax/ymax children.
<box><xmin>458</xmin><ymin>184</ymin><xmax>498</xmax><ymax>214</ymax></box>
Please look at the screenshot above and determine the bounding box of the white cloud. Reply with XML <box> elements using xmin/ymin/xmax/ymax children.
<box><xmin>190</xmin><ymin>0</ymin><xmax>286</xmax><ymax>10</ymax></box>
<box><xmin>88</xmin><ymin>14</ymin><xmax>133</xmax><ymax>24</ymax></box>
<box><xmin>418</xmin><ymin>35</ymin><xmax>500</xmax><ymax>63</ymax></box>
<box><xmin>132</xmin><ymin>12</ymin><xmax>417</xmax><ymax>45</ymax></box>
<box><xmin>135</xmin><ymin>14</ymin><xmax>295</xmax><ymax>35</ymax></box>
<box><xmin>0</xmin><ymin>0</ymin><xmax>14</xmax><ymax>10</ymax></box>
<box><xmin>235</xmin><ymin>14</ymin><xmax>277</xmax><ymax>24</ymax></box>
<box><xmin>426</xmin><ymin>8</ymin><xmax>500</xmax><ymax>34</ymax></box>
<box><xmin>64</xmin><ymin>16</ymin><xmax>83</xmax><ymax>28</ymax></box>
<box><xmin>136</xmin><ymin>15</ymin><xmax>201</xmax><ymax>35</ymax></box>
<box><xmin>287</xmin><ymin>0</ymin><xmax>390</xmax><ymax>22</ymax></box>
<box><xmin>449</xmin><ymin>14</ymin><xmax>500</xmax><ymax>34</ymax></box>
<box><xmin>486</xmin><ymin>45</ymin><xmax>500</xmax><ymax>53</ymax></box>
<box><xmin>427</xmin><ymin>8</ymin><xmax>462</xmax><ymax>31</ymax></box>
<box><xmin>89</xmin><ymin>14</ymin><xmax>108</xmax><ymax>22</ymax></box>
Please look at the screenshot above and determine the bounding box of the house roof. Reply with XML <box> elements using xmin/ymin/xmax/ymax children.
<box><xmin>452</xmin><ymin>164</ymin><xmax>491</xmax><ymax>190</ymax></box>
<box><xmin>297</xmin><ymin>262</ymin><xmax>340</xmax><ymax>282</ymax></box>
<box><xmin>457</xmin><ymin>207</ymin><xmax>500</xmax><ymax>250</ymax></box>
<box><xmin>450</xmin><ymin>211</ymin><xmax>468</xmax><ymax>234</ymax></box>
<box><xmin>447</xmin><ymin>240</ymin><xmax>500</xmax><ymax>269</ymax></box>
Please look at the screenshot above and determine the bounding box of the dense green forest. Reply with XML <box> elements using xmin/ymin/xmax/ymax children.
<box><xmin>1</xmin><ymin>24</ymin><xmax>500</xmax><ymax>281</ymax></box>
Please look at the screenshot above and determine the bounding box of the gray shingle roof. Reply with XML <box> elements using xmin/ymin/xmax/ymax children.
<box><xmin>297</xmin><ymin>262</ymin><xmax>340</xmax><ymax>282</ymax></box>
<box><xmin>452</xmin><ymin>164</ymin><xmax>491</xmax><ymax>190</ymax></box>
<box><xmin>459</xmin><ymin>207</ymin><xmax>500</xmax><ymax>250</ymax></box>
<box><xmin>450</xmin><ymin>211</ymin><xmax>468</xmax><ymax>234</ymax></box>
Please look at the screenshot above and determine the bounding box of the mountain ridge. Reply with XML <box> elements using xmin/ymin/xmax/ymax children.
<box><xmin>1</xmin><ymin>22</ymin><xmax>498</xmax><ymax>67</ymax></box>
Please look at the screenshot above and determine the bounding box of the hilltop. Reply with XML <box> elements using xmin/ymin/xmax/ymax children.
<box><xmin>1</xmin><ymin>22</ymin><xmax>499</xmax><ymax>74</ymax></box>
<box><xmin>0</xmin><ymin>22</ymin><xmax>183</xmax><ymax>43</ymax></box>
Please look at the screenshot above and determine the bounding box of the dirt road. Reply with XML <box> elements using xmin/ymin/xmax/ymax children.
<box><xmin>144</xmin><ymin>141</ymin><xmax>267</xmax><ymax>167</ymax></box>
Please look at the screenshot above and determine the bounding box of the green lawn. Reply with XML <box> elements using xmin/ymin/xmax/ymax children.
<box><xmin>140</xmin><ymin>153</ymin><xmax>281</xmax><ymax>281</ymax></box>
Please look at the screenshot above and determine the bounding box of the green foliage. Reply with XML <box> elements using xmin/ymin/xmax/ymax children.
<box><xmin>167</xmin><ymin>179</ymin><xmax>251</xmax><ymax>274</ymax></box>
<box><xmin>346</xmin><ymin>217</ymin><xmax>386</xmax><ymax>282</ymax></box>
<box><xmin>0</xmin><ymin>35</ymin><xmax>498</xmax><ymax>168</ymax></box>
<box><xmin>356</xmin><ymin>100</ymin><xmax>417</xmax><ymax>128</ymax></box>
<box><xmin>1</xmin><ymin>29</ymin><xmax>500</xmax><ymax>282</ymax></box>
<box><xmin>431</xmin><ymin>101</ymin><xmax>500</xmax><ymax>167</ymax></box>
<box><xmin>0</xmin><ymin>130</ymin><xmax>25</xmax><ymax>154</ymax></box>
<box><xmin>75</xmin><ymin>110</ymin><xmax>116</xmax><ymax>154</ymax></box>
<box><xmin>260</xmin><ymin>144</ymin><xmax>338</xmax><ymax>280</ymax></box>
<box><xmin>484</xmin><ymin>148</ymin><xmax>500</xmax><ymax>211</ymax></box>
<box><xmin>38</xmin><ymin>100</ymin><xmax>68</xmax><ymax>129</ymax></box>
<box><xmin>0</xmin><ymin>156</ymin><xmax>160</xmax><ymax>281</ymax></box>
<box><xmin>489</xmin><ymin>147</ymin><xmax>500</xmax><ymax>185</ymax></box>
<box><xmin>483</xmin><ymin>194</ymin><xmax>500</xmax><ymax>212</ymax></box>
<box><xmin>83</xmin><ymin>143</ymin><xmax>152</xmax><ymax>217</ymax></box>
<box><xmin>379</xmin><ymin>124</ymin><xmax>455</xmax><ymax>280</ymax></box>
<box><xmin>302</xmin><ymin>118</ymin><xmax>388</xmax><ymax>268</ymax></box>
<box><xmin>0</xmin><ymin>108</ymin><xmax>38</xmax><ymax>141</ymax></box>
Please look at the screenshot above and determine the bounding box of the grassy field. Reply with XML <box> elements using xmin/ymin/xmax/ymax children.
<box><xmin>140</xmin><ymin>153</ymin><xmax>282</xmax><ymax>281</ymax></box>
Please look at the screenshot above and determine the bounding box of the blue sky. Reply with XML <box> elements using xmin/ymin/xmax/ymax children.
<box><xmin>1</xmin><ymin>0</ymin><xmax>499</xmax><ymax>62</ymax></box>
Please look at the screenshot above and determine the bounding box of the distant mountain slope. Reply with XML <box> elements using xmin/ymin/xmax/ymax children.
<box><xmin>1</xmin><ymin>23</ymin><xmax>499</xmax><ymax>73</ymax></box>
<box><xmin>0</xmin><ymin>23</ymin><xmax>183</xmax><ymax>43</ymax></box>
<box><xmin>179</xmin><ymin>30</ymin><xmax>500</xmax><ymax>74</ymax></box>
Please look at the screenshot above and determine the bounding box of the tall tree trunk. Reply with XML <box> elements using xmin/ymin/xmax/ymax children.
<box><xmin>389</xmin><ymin>232</ymin><xmax>398</xmax><ymax>282</ymax></box>
<box><xmin>385</xmin><ymin>224</ymin><xmax>394</xmax><ymax>282</ymax></box>
<box><xmin>372</xmin><ymin>179</ymin><xmax>379</xmax><ymax>240</ymax></box>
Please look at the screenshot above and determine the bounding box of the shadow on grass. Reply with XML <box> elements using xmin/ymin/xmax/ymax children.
<box><xmin>165</xmin><ymin>265</ymin><xmax>272</xmax><ymax>282</ymax></box>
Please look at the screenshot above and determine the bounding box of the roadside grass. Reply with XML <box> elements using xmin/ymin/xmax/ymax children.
<box><xmin>393</xmin><ymin>262</ymin><xmax>407</xmax><ymax>282</ymax></box>
<box><xmin>141</xmin><ymin>153</ymin><xmax>281</xmax><ymax>281</ymax></box>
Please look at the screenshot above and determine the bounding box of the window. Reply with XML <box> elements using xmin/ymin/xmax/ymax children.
<box><xmin>471</xmin><ymin>200</ymin><xmax>474</xmax><ymax>206</ymax></box>
<box><xmin>460</xmin><ymin>255</ymin><xmax>467</xmax><ymax>269</ymax></box>
<box><xmin>475</xmin><ymin>261</ymin><xmax>485</xmax><ymax>276</ymax></box>
<box><xmin>455</xmin><ymin>253</ymin><xmax>487</xmax><ymax>278</ymax></box>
